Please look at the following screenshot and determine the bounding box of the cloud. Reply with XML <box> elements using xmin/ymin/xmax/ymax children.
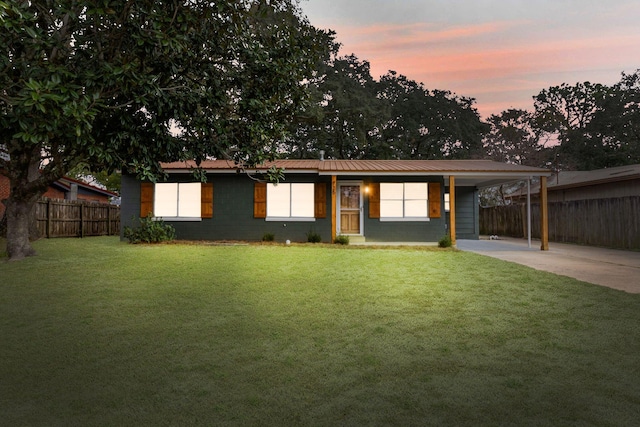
<box><xmin>334</xmin><ymin>21</ymin><xmax>522</xmax><ymax>53</ymax></box>
<box><xmin>327</xmin><ymin>19</ymin><xmax>640</xmax><ymax>117</ymax></box>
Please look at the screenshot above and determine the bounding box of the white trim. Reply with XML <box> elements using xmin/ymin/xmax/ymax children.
<box><xmin>265</xmin><ymin>217</ymin><xmax>316</xmax><ymax>222</ymax></box>
<box><xmin>379</xmin><ymin>218</ymin><xmax>431</xmax><ymax>222</ymax></box>
<box><xmin>154</xmin><ymin>217</ymin><xmax>202</xmax><ymax>222</ymax></box>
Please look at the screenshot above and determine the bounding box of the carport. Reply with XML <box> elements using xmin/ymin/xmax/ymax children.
<box><xmin>446</xmin><ymin>170</ymin><xmax>551</xmax><ymax>250</ymax></box>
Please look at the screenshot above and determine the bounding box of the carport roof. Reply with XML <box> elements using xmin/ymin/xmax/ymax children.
<box><xmin>160</xmin><ymin>159</ymin><xmax>550</xmax><ymax>188</ymax></box>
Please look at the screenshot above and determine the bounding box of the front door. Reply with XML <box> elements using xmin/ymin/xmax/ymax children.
<box><xmin>339</xmin><ymin>184</ymin><xmax>361</xmax><ymax>234</ymax></box>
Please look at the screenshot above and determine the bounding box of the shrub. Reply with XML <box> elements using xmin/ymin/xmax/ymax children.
<box><xmin>334</xmin><ymin>235</ymin><xmax>349</xmax><ymax>245</ymax></box>
<box><xmin>438</xmin><ymin>235</ymin><xmax>452</xmax><ymax>248</ymax></box>
<box><xmin>124</xmin><ymin>214</ymin><xmax>176</xmax><ymax>244</ymax></box>
<box><xmin>306</xmin><ymin>230</ymin><xmax>322</xmax><ymax>243</ymax></box>
<box><xmin>262</xmin><ymin>232</ymin><xmax>275</xmax><ymax>242</ymax></box>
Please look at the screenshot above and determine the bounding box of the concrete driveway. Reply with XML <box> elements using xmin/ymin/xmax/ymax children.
<box><xmin>457</xmin><ymin>238</ymin><xmax>640</xmax><ymax>294</ymax></box>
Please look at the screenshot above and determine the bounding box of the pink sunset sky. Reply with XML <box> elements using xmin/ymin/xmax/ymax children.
<box><xmin>300</xmin><ymin>0</ymin><xmax>640</xmax><ymax>119</ymax></box>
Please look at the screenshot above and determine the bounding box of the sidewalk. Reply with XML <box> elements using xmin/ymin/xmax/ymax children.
<box><xmin>457</xmin><ymin>237</ymin><xmax>640</xmax><ymax>294</ymax></box>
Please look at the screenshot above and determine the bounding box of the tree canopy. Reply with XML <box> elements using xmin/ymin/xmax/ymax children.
<box><xmin>0</xmin><ymin>0</ymin><xmax>333</xmax><ymax>259</ymax></box>
<box><xmin>281</xmin><ymin>54</ymin><xmax>488</xmax><ymax>160</ymax></box>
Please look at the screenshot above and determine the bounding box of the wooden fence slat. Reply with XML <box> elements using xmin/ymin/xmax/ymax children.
<box><xmin>480</xmin><ymin>196</ymin><xmax>640</xmax><ymax>251</ymax></box>
<box><xmin>36</xmin><ymin>198</ymin><xmax>120</xmax><ymax>238</ymax></box>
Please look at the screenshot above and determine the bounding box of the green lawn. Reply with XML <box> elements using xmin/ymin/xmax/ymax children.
<box><xmin>1</xmin><ymin>237</ymin><xmax>639</xmax><ymax>426</ymax></box>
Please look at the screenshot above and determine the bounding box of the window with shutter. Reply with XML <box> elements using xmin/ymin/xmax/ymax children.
<box><xmin>140</xmin><ymin>182</ymin><xmax>206</xmax><ymax>220</ymax></box>
<box><xmin>374</xmin><ymin>182</ymin><xmax>438</xmax><ymax>221</ymax></box>
<box><xmin>265</xmin><ymin>183</ymin><xmax>314</xmax><ymax>220</ymax></box>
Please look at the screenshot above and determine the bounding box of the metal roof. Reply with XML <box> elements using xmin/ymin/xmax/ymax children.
<box><xmin>160</xmin><ymin>159</ymin><xmax>550</xmax><ymax>187</ymax></box>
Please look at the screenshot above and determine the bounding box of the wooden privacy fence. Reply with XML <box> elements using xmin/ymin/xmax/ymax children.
<box><xmin>480</xmin><ymin>196</ymin><xmax>640</xmax><ymax>250</ymax></box>
<box><xmin>35</xmin><ymin>198</ymin><xmax>120</xmax><ymax>238</ymax></box>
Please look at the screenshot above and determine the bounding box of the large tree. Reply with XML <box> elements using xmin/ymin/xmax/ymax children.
<box><xmin>533</xmin><ymin>81</ymin><xmax>607</xmax><ymax>170</ymax></box>
<box><xmin>586</xmin><ymin>70</ymin><xmax>640</xmax><ymax>167</ymax></box>
<box><xmin>483</xmin><ymin>109</ymin><xmax>553</xmax><ymax>167</ymax></box>
<box><xmin>378</xmin><ymin>71</ymin><xmax>487</xmax><ymax>160</ymax></box>
<box><xmin>533</xmin><ymin>73</ymin><xmax>640</xmax><ymax>170</ymax></box>
<box><xmin>283</xmin><ymin>57</ymin><xmax>487</xmax><ymax>161</ymax></box>
<box><xmin>284</xmin><ymin>54</ymin><xmax>383</xmax><ymax>159</ymax></box>
<box><xmin>0</xmin><ymin>0</ymin><xmax>332</xmax><ymax>260</ymax></box>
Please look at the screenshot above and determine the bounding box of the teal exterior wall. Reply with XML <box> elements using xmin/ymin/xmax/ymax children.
<box><xmin>361</xmin><ymin>176</ymin><xmax>448</xmax><ymax>243</ymax></box>
<box><xmin>121</xmin><ymin>173</ymin><xmax>332</xmax><ymax>243</ymax></box>
<box><xmin>450</xmin><ymin>186</ymin><xmax>479</xmax><ymax>240</ymax></box>
<box><xmin>121</xmin><ymin>173</ymin><xmax>479</xmax><ymax>243</ymax></box>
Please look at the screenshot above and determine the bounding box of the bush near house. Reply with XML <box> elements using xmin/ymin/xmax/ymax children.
<box><xmin>123</xmin><ymin>214</ymin><xmax>175</xmax><ymax>243</ymax></box>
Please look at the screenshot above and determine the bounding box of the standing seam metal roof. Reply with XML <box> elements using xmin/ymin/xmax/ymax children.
<box><xmin>160</xmin><ymin>159</ymin><xmax>550</xmax><ymax>175</ymax></box>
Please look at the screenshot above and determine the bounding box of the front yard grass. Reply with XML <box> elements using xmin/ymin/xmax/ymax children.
<box><xmin>1</xmin><ymin>237</ymin><xmax>639</xmax><ymax>426</ymax></box>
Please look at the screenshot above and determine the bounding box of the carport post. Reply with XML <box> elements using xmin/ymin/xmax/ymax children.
<box><xmin>540</xmin><ymin>176</ymin><xmax>549</xmax><ymax>251</ymax></box>
<box><xmin>331</xmin><ymin>175</ymin><xmax>337</xmax><ymax>242</ymax></box>
<box><xmin>527</xmin><ymin>177</ymin><xmax>532</xmax><ymax>248</ymax></box>
<box><xmin>449</xmin><ymin>175</ymin><xmax>456</xmax><ymax>246</ymax></box>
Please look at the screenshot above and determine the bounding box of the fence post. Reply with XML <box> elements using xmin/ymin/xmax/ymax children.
<box><xmin>539</xmin><ymin>176</ymin><xmax>549</xmax><ymax>251</ymax></box>
<box><xmin>46</xmin><ymin>200</ymin><xmax>51</xmax><ymax>239</ymax></box>
<box><xmin>80</xmin><ymin>202</ymin><xmax>84</xmax><ymax>238</ymax></box>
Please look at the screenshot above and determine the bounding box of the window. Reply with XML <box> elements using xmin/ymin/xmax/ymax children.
<box><xmin>154</xmin><ymin>183</ymin><xmax>201</xmax><ymax>219</ymax></box>
<box><xmin>379</xmin><ymin>182</ymin><xmax>429</xmax><ymax>220</ymax></box>
<box><xmin>444</xmin><ymin>193</ymin><xmax>450</xmax><ymax>212</ymax></box>
<box><xmin>266</xmin><ymin>183</ymin><xmax>315</xmax><ymax>220</ymax></box>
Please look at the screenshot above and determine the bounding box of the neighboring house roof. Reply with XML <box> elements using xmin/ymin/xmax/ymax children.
<box><xmin>160</xmin><ymin>159</ymin><xmax>550</xmax><ymax>188</ymax></box>
<box><xmin>508</xmin><ymin>164</ymin><xmax>640</xmax><ymax>197</ymax></box>
<box><xmin>51</xmin><ymin>176</ymin><xmax>118</xmax><ymax>198</ymax></box>
<box><xmin>543</xmin><ymin>164</ymin><xmax>640</xmax><ymax>190</ymax></box>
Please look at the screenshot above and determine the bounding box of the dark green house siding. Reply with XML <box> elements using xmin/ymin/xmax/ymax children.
<box><xmin>450</xmin><ymin>186</ymin><xmax>479</xmax><ymax>240</ymax></box>
<box><xmin>121</xmin><ymin>173</ymin><xmax>479</xmax><ymax>243</ymax></box>
<box><xmin>121</xmin><ymin>174</ymin><xmax>332</xmax><ymax>243</ymax></box>
<box><xmin>362</xmin><ymin>177</ymin><xmax>447</xmax><ymax>242</ymax></box>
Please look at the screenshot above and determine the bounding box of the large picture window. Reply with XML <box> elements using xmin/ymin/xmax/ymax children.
<box><xmin>266</xmin><ymin>183</ymin><xmax>314</xmax><ymax>220</ymax></box>
<box><xmin>154</xmin><ymin>183</ymin><xmax>201</xmax><ymax>218</ymax></box>
<box><xmin>380</xmin><ymin>182</ymin><xmax>429</xmax><ymax>220</ymax></box>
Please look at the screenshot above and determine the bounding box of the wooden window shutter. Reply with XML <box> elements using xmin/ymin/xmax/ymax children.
<box><xmin>201</xmin><ymin>183</ymin><xmax>213</xmax><ymax>218</ymax></box>
<box><xmin>254</xmin><ymin>182</ymin><xmax>267</xmax><ymax>218</ymax></box>
<box><xmin>429</xmin><ymin>182</ymin><xmax>441</xmax><ymax>218</ymax></box>
<box><xmin>314</xmin><ymin>182</ymin><xmax>327</xmax><ymax>218</ymax></box>
<box><xmin>369</xmin><ymin>183</ymin><xmax>380</xmax><ymax>218</ymax></box>
<box><xmin>140</xmin><ymin>182</ymin><xmax>154</xmax><ymax>217</ymax></box>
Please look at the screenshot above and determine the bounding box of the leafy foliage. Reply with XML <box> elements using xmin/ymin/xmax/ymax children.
<box><xmin>262</xmin><ymin>232</ymin><xmax>275</xmax><ymax>242</ymax></box>
<box><xmin>484</xmin><ymin>109</ymin><xmax>553</xmax><ymax>167</ymax></box>
<box><xmin>0</xmin><ymin>0</ymin><xmax>334</xmax><ymax>259</ymax></box>
<box><xmin>306</xmin><ymin>230</ymin><xmax>322</xmax><ymax>243</ymax></box>
<box><xmin>531</xmin><ymin>71</ymin><xmax>640</xmax><ymax>170</ymax></box>
<box><xmin>282</xmin><ymin>54</ymin><xmax>488</xmax><ymax>160</ymax></box>
<box><xmin>378</xmin><ymin>71</ymin><xmax>488</xmax><ymax>159</ymax></box>
<box><xmin>123</xmin><ymin>214</ymin><xmax>175</xmax><ymax>244</ymax></box>
<box><xmin>333</xmin><ymin>235</ymin><xmax>349</xmax><ymax>245</ymax></box>
<box><xmin>438</xmin><ymin>235</ymin><xmax>452</xmax><ymax>248</ymax></box>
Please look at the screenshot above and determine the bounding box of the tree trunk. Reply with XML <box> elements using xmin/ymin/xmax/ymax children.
<box><xmin>5</xmin><ymin>195</ymin><xmax>38</xmax><ymax>261</ymax></box>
